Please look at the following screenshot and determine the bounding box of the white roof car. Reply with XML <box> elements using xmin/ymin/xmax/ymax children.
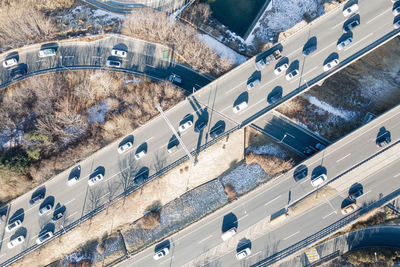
<box><xmin>39</xmin><ymin>48</ymin><xmax>56</xmax><ymax>57</ymax></box>
<box><xmin>6</xmin><ymin>220</ymin><xmax>22</xmax><ymax>232</ymax></box>
<box><xmin>67</xmin><ymin>176</ymin><xmax>79</xmax><ymax>186</ymax></box>
<box><xmin>311</xmin><ymin>174</ymin><xmax>328</xmax><ymax>187</ymax></box>
<box><xmin>38</xmin><ymin>204</ymin><xmax>53</xmax><ymax>216</ymax></box>
<box><xmin>323</xmin><ymin>59</ymin><xmax>339</xmax><ymax>72</ymax></box>
<box><xmin>153</xmin><ymin>247</ymin><xmax>169</xmax><ymax>260</ymax></box>
<box><xmin>88</xmin><ymin>173</ymin><xmax>104</xmax><ymax>186</ymax></box>
<box><xmin>106</xmin><ymin>60</ymin><xmax>121</xmax><ymax>67</ymax></box>
<box><xmin>118</xmin><ymin>141</ymin><xmax>133</xmax><ymax>154</ymax></box>
<box><xmin>274</xmin><ymin>63</ymin><xmax>288</xmax><ymax>75</ymax></box>
<box><xmin>178</xmin><ymin>121</ymin><xmax>193</xmax><ymax>132</ymax></box>
<box><xmin>111</xmin><ymin>49</ymin><xmax>127</xmax><ymax>58</ymax></box>
<box><xmin>134</xmin><ymin>150</ymin><xmax>146</xmax><ymax>160</ymax></box>
<box><xmin>36</xmin><ymin>231</ymin><xmax>53</xmax><ymax>245</ymax></box>
<box><xmin>236</xmin><ymin>248</ymin><xmax>251</xmax><ymax>260</ymax></box>
<box><xmin>247</xmin><ymin>78</ymin><xmax>260</xmax><ymax>90</ymax></box>
<box><xmin>3</xmin><ymin>58</ymin><xmax>18</xmax><ymax>68</ymax></box>
<box><xmin>342</xmin><ymin>3</ymin><xmax>358</xmax><ymax>17</ymax></box>
<box><xmin>337</xmin><ymin>37</ymin><xmax>353</xmax><ymax>50</ymax></box>
<box><xmin>221</xmin><ymin>227</ymin><xmax>237</xmax><ymax>241</ymax></box>
<box><xmin>394</xmin><ymin>7</ymin><xmax>400</xmax><ymax>16</ymax></box>
<box><xmin>394</xmin><ymin>20</ymin><xmax>400</xmax><ymax>29</ymax></box>
<box><xmin>7</xmin><ymin>235</ymin><xmax>25</xmax><ymax>249</ymax></box>
<box><xmin>285</xmin><ymin>69</ymin><xmax>299</xmax><ymax>81</ymax></box>
<box><xmin>233</xmin><ymin>101</ymin><xmax>248</xmax><ymax>114</ymax></box>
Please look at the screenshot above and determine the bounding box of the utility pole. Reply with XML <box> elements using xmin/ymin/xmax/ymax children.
<box><xmin>156</xmin><ymin>104</ymin><xmax>197</xmax><ymax>165</ymax></box>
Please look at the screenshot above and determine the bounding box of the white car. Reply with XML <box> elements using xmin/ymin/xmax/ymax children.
<box><xmin>153</xmin><ymin>247</ymin><xmax>169</xmax><ymax>260</ymax></box>
<box><xmin>38</xmin><ymin>204</ymin><xmax>53</xmax><ymax>216</ymax></box>
<box><xmin>311</xmin><ymin>174</ymin><xmax>328</xmax><ymax>187</ymax></box>
<box><xmin>118</xmin><ymin>142</ymin><xmax>133</xmax><ymax>154</ymax></box>
<box><xmin>67</xmin><ymin>176</ymin><xmax>79</xmax><ymax>186</ymax></box>
<box><xmin>236</xmin><ymin>248</ymin><xmax>251</xmax><ymax>260</ymax></box>
<box><xmin>285</xmin><ymin>69</ymin><xmax>299</xmax><ymax>81</ymax></box>
<box><xmin>134</xmin><ymin>150</ymin><xmax>146</xmax><ymax>160</ymax></box>
<box><xmin>274</xmin><ymin>63</ymin><xmax>288</xmax><ymax>75</ymax></box>
<box><xmin>88</xmin><ymin>173</ymin><xmax>104</xmax><ymax>186</ymax></box>
<box><xmin>323</xmin><ymin>59</ymin><xmax>339</xmax><ymax>71</ymax></box>
<box><xmin>111</xmin><ymin>49</ymin><xmax>127</xmax><ymax>58</ymax></box>
<box><xmin>342</xmin><ymin>3</ymin><xmax>358</xmax><ymax>17</ymax></box>
<box><xmin>36</xmin><ymin>231</ymin><xmax>53</xmax><ymax>245</ymax></box>
<box><xmin>337</xmin><ymin>37</ymin><xmax>353</xmax><ymax>50</ymax></box>
<box><xmin>393</xmin><ymin>7</ymin><xmax>400</xmax><ymax>16</ymax></box>
<box><xmin>7</xmin><ymin>235</ymin><xmax>25</xmax><ymax>249</ymax></box>
<box><xmin>39</xmin><ymin>48</ymin><xmax>56</xmax><ymax>57</ymax></box>
<box><xmin>233</xmin><ymin>101</ymin><xmax>248</xmax><ymax>114</ymax></box>
<box><xmin>3</xmin><ymin>58</ymin><xmax>18</xmax><ymax>68</ymax></box>
<box><xmin>178</xmin><ymin>121</ymin><xmax>193</xmax><ymax>132</ymax></box>
<box><xmin>221</xmin><ymin>227</ymin><xmax>237</xmax><ymax>241</ymax></box>
<box><xmin>395</xmin><ymin>20</ymin><xmax>400</xmax><ymax>29</ymax></box>
<box><xmin>6</xmin><ymin>220</ymin><xmax>22</xmax><ymax>232</ymax></box>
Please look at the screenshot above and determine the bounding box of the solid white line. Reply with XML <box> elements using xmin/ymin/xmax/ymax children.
<box><xmin>264</xmin><ymin>195</ymin><xmax>281</xmax><ymax>206</ymax></box>
<box><xmin>64</xmin><ymin>198</ymin><xmax>75</xmax><ymax>206</ymax></box>
<box><xmin>197</xmin><ymin>234</ymin><xmax>213</xmax><ymax>244</ymax></box>
<box><xmin>286</xmin><ymin>47</ymin><xmax>302</xmax><ymax>58</ymax></box>
<box><xmin>336</xmin><ymin>153</ymin><xmax>351</xmax><ymax>163</ymax></box>
<box><xmin>99</xmin><ymin>192</ymin><xmax>110</xmax><ymax>199</ymax></box>
<box><xmin>360</xmin><ymin>190</ymin><xmax>372</xmax><ymax>198</ymax></box>
<box><xmin>366</xmin><ymin>9</ymin><xmax>391</xmax><ymax>25</ymax></box>
<box><xmin>236</xmin><ymin>214</ymin><xmax>248</xmax><ymax>222</ymax></box>
<box><xmin>225</xmin><ymin>81</ymin><xmax>246</xmax><ymax>95</ymax></box>
<box><xmin>394</xmin><ymin>172</ymin><xmax>400</xmax><ymax>178</ymax></box>
<box><xmin>283</xmin><ymin>231</ymin><xmax>300</xmax><ymax>240</ymax></box>
<box><xmin>253</xmin><ymin>97</ymin><xmax>267</xmax><ymax>107</ymax></box>
<box><xmin>322</xmin><ymin>210</ymin><xmax>337</xmax><ymax>219</ymax></box>
<box><xmin>300</xmin><ymin>179</ymin><xmax>310</xmax><ymax>185</ymax></box>
<box><xmin>344</xmin><ymin>33</ymin><xmax>374</xmax><ymax>51</ymax></box>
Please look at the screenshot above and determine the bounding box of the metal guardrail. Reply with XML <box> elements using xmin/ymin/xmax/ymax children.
<box><xmin>307</xmin><ymin>250</ymin><xmax>340</xmax><ymax>267</ymax></box>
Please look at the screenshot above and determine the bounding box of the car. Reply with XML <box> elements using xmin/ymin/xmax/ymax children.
<box><xmin>39</xmin><ymin>48</ymin><xmax>56</xmax><ymax>58</ymax></box>
<box><xmin>343</xmin><ymin>3</ymin><xmax>359</xmax><ymax>17</ymax></box>
<box><xmin>274</xmin><ymin>63</ymin><xmax>288</xmax><ymax>75</ymax></box>
<box><xmin>323</xmin><ymin>59</ymin><xmax>339</xmax><ymax>71</ymax></box>
<box><xmin>294</xmin><ymin>167</ymin><xmax>308</xmax><ymax>182</ymax></box>
<box><xmin>233</xmin><ymin>101</ymin><xmax>248</xmax><ymax>114</ymax></box>
<box><xmin>153</xmin><ymin>247</ymin><xmax>169</xmax><ymax>260</ymax></box>
<box><xmin>210</xmin><ymin>126</ymin><xmax>224</xmax><ymax>139</ymax></box>
<box><xmin>267</xmin><ymin>90</ymin><xmax>282</xmax><ymax>104</ymax></box>
<box><xmin>6</xmin><ymin>220</ymin><xmax>22</xmax><ymax>232</ymax></box>
<box><xmin>376</xmin><ymin>132</ymin><xmax>391</xmax><ymax>147</ymax></box>
<box><xmin>285</xmin><ymin>69</ymin><xmax>299</xmax><ymax>81</ymax></box>
<box><xmin>393</xmin><ymin>7</ymin><xmax>400</xmax><ymax>16</ymax></box>
<box><xmin>169</xmin><ymin>74</ymin><xmax>182</xmax><ymax>84</ymax></box>
<box><xmin>167</xmin><ymin>143</ymin><xmax>179</xmax><ymax>154</ymax></box>
<box><xmin>315</xmin><ymin>143</ymin><xmax>326</xmax><ymax>150</ymax></box>
<box><xmin>311</xmin><ymin>173</ymin><xmax>327</xmax><ymax>187</ymax></box>
<box><xmin>7</xmin><ymin>235</ymin><xmax>25</xmax><ymax>249</ymax></box>
<box><xmin>247</xmin><ymin>78</ymin><xmax>260</xmax><ymax>90</ymax></box>
<box><xmin>106</xmin><ymin>60</ymin><xmax>121</xmax><ymax>67</ymax></box>
<box><xmin>394</xmin><ymin>20</ymin><xmax>400</xmax><ymax>29</ymax></box>
<box><xmin>135</xmin><ymin>150</ymin><xmax>146</xmax><ymax>160</ymax></box>
<box><xmin>194</xmin><ymin>121</ymin><xmax>207</xmax><ymax>133</ymax></box>
<box><xmin>52</xmin><ymin>212</ymin><xmax>64</xmax><ymax>222</ymax></box>
<box><xmin>255</xmin><ymin>59</ymin><xmax>266</xmax><ymax>71</ymax></box>
<box><xmin>118</xmin><ymin>141</ymin><xmax>133</xmax><ymax>154</ymax></box>
<box><xmin>349</xmin><ymin>188</ymin><xmax>363</xmax><ymax>200</ymax></box>
<box><xmin>29</xmin><ymin>194</ymin><xmax>44</xmax><ymax>205</ymax></box>
<box><xmin>38</xmin><ymin>204</ymin><xmax>53</xmax><ymax>216</ymax></box>
<box><xmin>337</xmin><ymin>37</ymin><xmax>353</xmax><ymax>50</ymax></box>
<box><xmin>303</xmin><ymin>44</ymin><xmax>317</xmax><ymax>56</ymax></box>
<box><xmin>88</xmin><ymin>173</ymin><xmax>104</xmax><ymax>186</ymax></box>
<box><xmin>3</xmin><ymin>58</ymin><xmax>18</xmax><ymax>68</ymax></box>
<box><xmin>11</xmin><ymin>67</ymin><xmax>27</xmax><ymax>80</ymax></box>
<box><xmin>67</xmin><ymin>176</ymin><xmax>79</xmax><ymax>186</ymax></box>
<box><xmin>67</xmin><ymin>166</ymin><xmax>81</xmax><ymax>186</ymax></box>
<box><xmin>111</xmin><ymin>49</ymin><xmax>127</xmax><ymax>58</ymax></box>
<box><xmin>343</xmin><ymin>19</ymin><xmax>360</xmax><ymax>33</ymax></box>
<box><xmin>303</xmin><ymin>147</ymin><xmax>314</xmax><ymax>156</ymax></box>
<box><xmin>341</xmin><ymin>203</ymin><xmax>358</xmax><ymax>215</ymax></box>
<box><xmin>221</xmin><ymin>227</ymin><xmax>237</xmax><ymax>241</ymax></box>
<box><xmin>236</xmin><ymin>248</ymin><xmax>251</xmax><ymax>260</ymax></box>
<box><xmin>36</xmin><ymin>231</ymin><xmax>53</xmax><ymax>245</ymax></box>
<box><xmin>178</xmin><ymin>120</ymin><xmax>193</xmax><ymax>132</ymax></box>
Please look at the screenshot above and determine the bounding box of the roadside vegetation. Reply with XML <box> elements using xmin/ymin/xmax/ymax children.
<box><xmin>0</xmin><ymin>71</ymin><xmax>184</xmax><ymax>205</ymax></box>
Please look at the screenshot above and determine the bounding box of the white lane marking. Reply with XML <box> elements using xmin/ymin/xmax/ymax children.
<box><xmin>366</xmin><ymin>8</ymin><xmax>391</xmax><ymax>25</ymax></box>
<box><xmin>66</xmin><ymin>211</ymin><xmax>78</xmax><ymax>220</ymax></box>
<box><xmin>290</xmin><ymin>77</ymin><xmax>300</xmax><ymax>83</ymax></box>
<box><xmin>336</xmin><ymin>153</ymin><xmax>351</xmax><ymax>163</ymax></box>
<box><xmin>221</xmin><ymin>105</ymin><xmax>232</xmax><ymax>112</ymax></box>
<box><xmin>99</xmin><ymin>192</ymin><xmax>110</xmax><ymax>200</ymax></box>
<box><xmin>264</xmin><ymin>195</ymin><xmax>281</xmax><ymax>206</ymax></box>
<box><xmin>159</xmin><ymin>256</ymin><xmax>173</xmax><ymax>265</ymax></box>
<box><xmin>286</xmin><ymin>47</ymin><xmax>302</xmax><ymax>57</ymax></box>
<box><xmin>394</xmin><ymin>172</ymin><xmax>400</xmax><ymax>178</ymax></box>
<box><xmin>64</xmin><ymin>198</ymin><xmax>75</xmax><ymax>206</ymax></box>
<box><xmin>344</xmin><ymin>33</ymin><xmax>374</xmax><ymax>51</ymax></box>
<box><xmin>253</xmin><ymin>97</ymin><xmax>266</xmax><ymax>107</ymax></box>
<box><xmin>235</xmin><ymin>214</ymin><xmax>248</xmax><ymax>222</ymax></box>
<box><xmin>225</xmin><ymin>81</ymin><xmax>246</xmax><ymax>95</ymax></box>
<box><xmin>302</xmin><ymin>66</ymin><xmax>318</xmax><ymax>77</ymax></box>
<box><xmin>331</xmin><ymin>21</ymin><xmax>343</xmax><ymax>30</ymax></box>
<box><xmin>283</xmin><ymin>231</ymin><xmax>300</xmax><ymax>240</ymax></box>
<box><xmin>310</xmin><ymin>43</ymin><xmax>335</xmax><ymax>58</ymax></box>
<box><xmin>105</xmin><ymin>165</ymin><xmax>130</xmax><ymax>182</ymax></box>
<box><xmin>323</xmin><ymin>210</ymin><xmax>337</xmax><ymax>219</ymax></box>
<box><xmin>197</xmin><ymin>234</ymin><xmax>213</xmax><ymax>244</ymax></box>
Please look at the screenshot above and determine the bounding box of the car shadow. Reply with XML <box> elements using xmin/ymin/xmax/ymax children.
<box><xmin>303</xmin><ymin>36</ymin><xmax>318</xmax><ymax>53</ymax></box>
<box><xmin>311</xmin><ymin>166</ymin><xmax>327</xmax><ymax>178</ymax></box>
<box><xmin>155</xmin><ymin>239</ymin><xmax>170</xmax><ymax>252</ymax></box>
<box><xmin>90</xmin><ymin>166</ymin><xmax>105</xmax><ymax>179</ymax></box>
<box><xmin>39</xmin><ymin>196</ymin><xmax>55</xmax><ymax>210</ymax></box>
<box><xmin>236</xmin><ymin>238</ymin><xmax>252</xmax><ymax>252</ymax></box>
<box><xmin>221</xmin><ymin>212</ymin><xmax>238</xmax><ymax>232</ymax></box>
<box><xmin>68</xmin><ymin>165</ymin><xmax>81</xmax><ymax>183</ymax></box>
<box><xmin>323</xmin><ymin>52</ymin><xmax>339</xmax><ymax>65</ymax></box>
<box><xmin>233</xmin><ymin>91</ymin><xmax>249</xmax><ymax>107</ymax></box>
<box><xmin>31</xmin><ymin>186</ymin><xmax>46</xmax><ymax>201</ymax></box>
<box><xmin>119</xmin><ymin>135</ymin><xmax>134</xmax><ymax>148</ymax></box>
<box><xmin>134</xmin><ymin>167</ymin><xmax>149</xmax><ymax>185</ymax></box>
<box><xmin>287</xmin><ymin>60</ymin><xmax>300</xmax><ymax>73</ymax></box>
<box><xmin>293</xmin><ymin>165</ymin><xmax>308</xmax><ymax>182</ymax></box>
<box><xmin>267</xmin><ymin>86</ymin><xmax>283</xmax><ymax>104</ymax></box>
<box><xmin>275</xmin><ymin>57</ymin><xmax>289</xmax><ymax>69</ymax></box>
<box><xmin>136</xmin><ymin>142</ymin><xmax>148</xmax><ymax>154</ymax></box>
<box><xmin>9</xmin><ymin>208</ymin><xmax>25</xmax><ymax>223</ymax></box>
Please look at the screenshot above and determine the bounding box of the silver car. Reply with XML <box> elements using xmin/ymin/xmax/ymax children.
<box><xmin>178</xmin><ymin>121</ymin><xmax>193</xmax><ymax>132</ymax></box>
<box><xmin>274</xmin><ymin>63</ymin><xmax>288</xmax><ymax>75</ymax></box>
<box><xmin>38</xmin><ymin>204</ymin><xmax>53</xmax><ymax>216</ymax></box>
<box><xmin>337</xmin><ymin>37</ymin><xmax>353</xmax><ymax>50</ymax></box>
<box><xmin>88</xmin><ymin>173</ymin><xmax>104</xmax><ymax>186</ymax></box>
<box><xmin>153</xmin><ymin>247</ymin><xmax>169</xmax><ymax>260</ymax></box>
<box><xmin>285</xmin><ymin>69</ymin><xmax>299</xmax><ymax>81</ymax></box>
<box><xmin>3</xmin><ymin>58</ymin><xmax>18</xmax><ymax>68</ymax></box>
<box><xmin>7</xmin><ymin>235</ymin><xmax>25</xmax><ymax>249</ymax></box>
<box><xmin>6</xmin><ymin>220</ymin><xmax>22</xmax><ymax>232</ymax></box>
<box><xmin>342</xmin><ymin>3</ymin><xmax>358</xmax><ymax>17</ymax></box>
<box><xmin>311</xmin><ymin>174</ymin><xmax>327</xmax><ymax>187</ymax></box>
<box><xmin>118</xmin><ymin>141</ymin><xmax>133</xmax><ymax>154</ymax></box>
<box><xmin>323</xmin><ymin>59</ymin><xmax>339</xmax><ymax>71</ymax></box>
<box><xmin>233</xmin><ymin>101</ymin><xmax>248</xmax><ymax>114</ymax></box>
<box><xmin>36</xmin><ymin>231</ymin><xmax>53</xmax><ymax>245</ymax></box>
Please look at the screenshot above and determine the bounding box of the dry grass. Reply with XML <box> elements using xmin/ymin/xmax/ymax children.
<box><xmin>138</xmin><ymin>211</ymin><xmax>161</xmax><ymax>230</ymax></box>
<box><xmin>245</xmin><ymin>152</ymin><xmax>293</xmax><ymax>175</ymax></box>
<box><xmin>121</xmin><ymin>8</ymin><xmax>233</xmax><ymax>76</ymax></box>
<box><xmin>345</xmin><ymin>248</ymin><xmax>400</xmax><ymax>265</ymax></box>
<box><xmin>224</xmin><ymin>183</ymin><xmax>237</xmax><ymax>201</ymax></box>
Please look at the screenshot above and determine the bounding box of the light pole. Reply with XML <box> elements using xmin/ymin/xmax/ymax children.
<box><xmin>59</xmin><ymin>56</ymin><xmax>72</xmax><ymax>71</ymax></box>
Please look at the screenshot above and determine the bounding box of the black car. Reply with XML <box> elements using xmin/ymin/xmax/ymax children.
<box><xmin>294</xmin><ymin>167</ymin><xmax>308</xmax><ymax>182</ymax></box>
<box><xmin>11</xmin><ymin>67</ymin><xmax>27</xmax><ymax>80</ymax></box>
<box><xmin>210</xmin><ymin>126</ymin><xmax>224</xmax><ymax>139</ymax></box>
<box><xmin>343</xmin><ymin>19</ymin><xmax>360</xmax><ymax>33</ymax></box>
<box><xmin>52</xmin><ymin>212</ymin><xmax>64</xmax><ymax>222</ymax></box>
<box><xmin>194</xmin><ymin>121</ymin><xmax>207</xmax><ymax>133</ymax></box>
<box><xmin>29</xmin><ymin>194</ymin><xmax>44</xmax><ymax>205</ymax></box>
<box><xmin>267</xmin><ymin>90</ymin><xmax>282</xmax><ymax>104</ymax></box>
<box><xmin>376</xmin><ymin>132</ymin><xmax>391</xmax><ymax>147</ymax></box>
<box><xmin>349</xmin><ymin>188</ymin><xmax>363</xmax><ymax>200</ymax></box>
<box><xmin>303</xmin><ymin>44</ymin><xmax>317</xmax><ymax>56</ymax></box>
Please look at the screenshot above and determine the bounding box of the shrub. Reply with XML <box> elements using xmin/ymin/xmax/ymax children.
<box><xmin>224</xmin><ymin>183</ymin><xmax>237</xmax><ymax>201</ymax></box>
<box><xmin>140</xmin><ymin>211</ymin><xmax>161</xmax><ymax>230</ymax></box>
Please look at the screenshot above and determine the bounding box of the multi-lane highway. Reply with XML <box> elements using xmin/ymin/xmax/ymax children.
<box><xmin>1</xmin><ymin>0</ymin><xmax>400</xmax><ymax>265</ymax></box>
<box><xmin>121</xmin><ymin>103</ymin><xmax>400</xmax><ymax>267</ymax></box>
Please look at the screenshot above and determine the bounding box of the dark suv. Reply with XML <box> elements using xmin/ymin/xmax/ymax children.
<box><xmin>349</xmin><ymin>187</ymin><xmax>363</xmax><ymax>200</ymax></box>
<box><xmin>303</xmin><ymin>44</ymin><xmax>317</xmax><ymax>56</ymax></box>
<box><xmin>29</xmin><ymin>194</ymin><xmax>44</xmax><ymax>205</ymax></box>
<box><xmin>294</xmin><ymin>167</ymin><xmax>308</xmax><ymax>182</ymax></box>
<box><xmin>376</xmin><ymin>132</ymin><xmax>391</xmax><ymax>147</ymax></box>
<box><xmin>343</xmin><ymin>19</ymin><xmax>360</xmax><ymax>33</ymax></box>
<box><xmin>210</xmin><ymin>126</ymin><xmax>224</xmax><ymax>139</ymax></box>
<box><xmin>11</xmin><ymin>67</ymin><xmax>27</xmax><ymax>80</ymax></box>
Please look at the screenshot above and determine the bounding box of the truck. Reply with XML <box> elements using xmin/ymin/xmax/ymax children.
<box><xmin>255</xmin><ymin>49</ymin><xmax>282</xmax><ymax>71</ymax></box>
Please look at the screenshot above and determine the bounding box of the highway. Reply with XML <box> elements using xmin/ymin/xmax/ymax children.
<box><xmin>1</xmin><ymin>0</ymin><xmax>400</xmax><ymax>265</ymax></box>
<box><xmin>121</xmin><ymin>104</ymin><xmax>400</xmax><ymax>267</ymax></box>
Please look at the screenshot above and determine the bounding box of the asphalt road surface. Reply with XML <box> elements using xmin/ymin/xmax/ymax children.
<box><xmin>1</xmin><ymin>0</ymin><xmax>399</xmax><ymax>264</ymax></box>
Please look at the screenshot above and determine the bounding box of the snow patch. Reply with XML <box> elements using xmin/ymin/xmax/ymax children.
<box><xmin>87</xmin><ymin>102</ymin><xmax>109</xmax><ymax>124</ymax></box>
<box><xmin>0</xmin><ymin>128</ymin><xmax>24</xmax><ymax>150</ymax></box>
<box><xmin>197</xmin><ymin>34</ymin><xmax>247</xmax><ymax>65</ymax></box>
<box><xmin>124</xmin><ymin>77</ymin><xmax>142</xmax><ymax>84</ymax></box>
<box><xmin>306</xmin><ymin>95</ymin><xmax>356</xmax><ymax>120</ymax></box>
<box><xmin>221</xmin><ymin>163</ymin><xmax>266</xmax><ymax>195</ymax></box>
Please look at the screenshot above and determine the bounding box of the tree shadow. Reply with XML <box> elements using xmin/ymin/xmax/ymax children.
<box><xmin>152</xmin><ymin>151</ymin><xmax>166</xmax><ymax>173</ymax></box>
